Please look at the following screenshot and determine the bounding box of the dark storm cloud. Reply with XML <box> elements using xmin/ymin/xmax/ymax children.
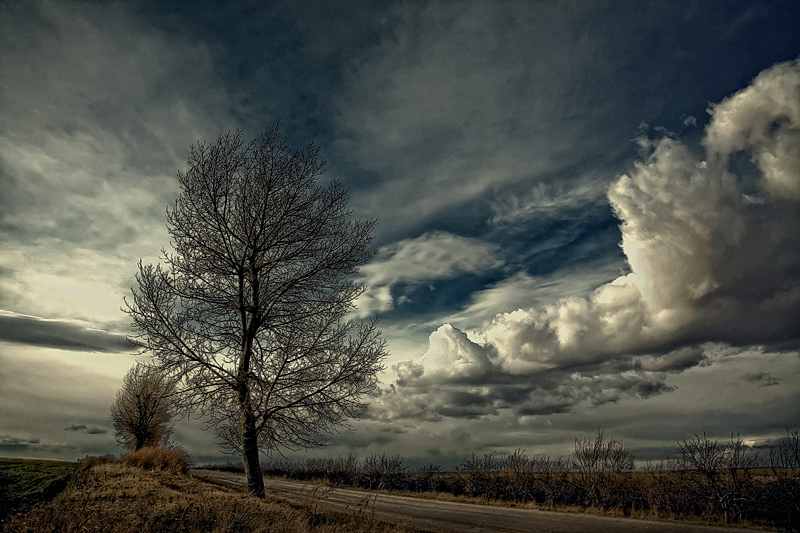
<box><xmin>64</xmin><ymin>424</ymin><xmax>108</xmax><ymax>434</ymax></box>
<box><xmin>0</xmin><ymin>434</ymin><xmax>74</xmax><ymax>453</ymax></box>
<box><xmin>741</xmin><ymin>372</ymin><xmax>781</xmax><ymax>387</ymax></box>
<box><xmin>136</xmin><ymin>1</ymin><xmax>387</xmax><ymax>143</ymax></box>
<box><xmin>0</xmin><ymin>435</ymin><xmax>40</xmax><ymax>447</ymax></box>
<box><xmin>0</xmin><ymin>313</ymin><xmax>132</xmax><ymax>353</ymax></box>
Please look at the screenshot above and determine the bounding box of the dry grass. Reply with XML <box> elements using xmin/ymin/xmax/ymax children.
<box><xmin>120</xmin><ymin>446</ymin><xmax>192</xmax><ymax>474</ymax></box>
<box><xmin>4</xmin><ymin>451</ymin><xmax>417</xmax><ymax>533</ymax></box>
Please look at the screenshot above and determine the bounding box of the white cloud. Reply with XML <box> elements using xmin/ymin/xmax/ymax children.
<box><xmin>376</xmin><ymin>59</ymin><xmax>800</xmax><ymax>421</ymax></box>
<box><xmin>705</xmin><ymin>59</ymin><xmax>800</xmax><ymax>201</ymax></box>
<box><xmin>353</xmin><ymin>231</ymin><xmax>503</xmax><ymax>317</ymax></box>
<box><xmin>415</xmin><ymin>324</ymin><xmax>493</xmax><ymax>380</ymax></box>
<box><xmin>480</xmin><ymin>274</ymin><xmax>651</xmax><ymax>374</ymax></box>
<box><xmin>609</xmin><ymin>138</ymin><xmax>743</xmax><ymax>312</ymax></box>
<box><xmin>489</xmin><ymin>179</ymin><xmax>607</xmax><ymax>226</ymax></box>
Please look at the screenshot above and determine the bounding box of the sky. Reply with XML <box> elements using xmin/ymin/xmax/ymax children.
<box><xmin>1</xmin><ymin>0</ymin><xmax>799</xmax><ymax>467</ymax></box>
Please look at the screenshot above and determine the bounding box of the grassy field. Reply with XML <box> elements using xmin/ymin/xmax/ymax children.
<box><xmin>2</xmin><ymin>450</ymin><xmax>418</xmax><ymax>533</ymax></box>
<box><xmin>0</xmin><ymin>457</ymin><xmax>77</xmax><ymax>524</ymax></box>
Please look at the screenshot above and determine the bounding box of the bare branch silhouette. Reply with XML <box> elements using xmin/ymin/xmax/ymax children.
<box><xmin>124</xmin><ymin>124</ymin><xmax>387</xmax><ymax>496</ymax></box>
<box><xmin>110</xmin><ymin>364</ymin><xmax>177</xmax><ymax>451</ymax></box>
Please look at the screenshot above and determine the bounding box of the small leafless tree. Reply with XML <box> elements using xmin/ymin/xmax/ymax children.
<box><xmin>572</xmin><ymin>430</ymin><xmax>634</xmax><ymax>507</ymax></box>
<box><xmin>677</xmin><ymin>432</ymin><xmax>760</xmax><ymax>523</ymax></box>
<box><xmin>769</xmin><ymin>429</ymin><xmax>800</xmax><ymax>527</ymax></box>
<box><xmin>111</xmin><ymin>364</ymin><xmax>177</xmax><ymax>451</ymax></box>
<box><xmin>459</xmin><ymin>452</ymin><xmax>503</xmax><ymax>500</ymax></box>
<box><xmin>362</xmin><ymin>452</ymin><xmax>407</xmax><ymax>490</ymax></box>
<box><xmin>124</xmin><ymin>125</ymin><xmax>387</xmax><ymax>497</ymax></box>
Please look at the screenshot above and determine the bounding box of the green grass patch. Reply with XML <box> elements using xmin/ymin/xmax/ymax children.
<box><xmin>0</xmin><ymin>458</ymin><xmax>77</xmax><ymax>524</ymax></box>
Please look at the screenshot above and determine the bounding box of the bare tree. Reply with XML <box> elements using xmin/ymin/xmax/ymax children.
<box><xmin>124</xmin><ymin>125</ymin><xmax>387</xmax><ymax>496</ymax></box>
<box><xmin>111</xmin><ymin>364</ymin><xmax>177</xmax><ymax>451</ymax></box>
<box><xmin>770</xmin><ymin>429</ymin><xmax>800</xmax><ymax>528</ymax></box>
<box><xmin>678</xmin><ymin>432</ymin><xmax>760</xmax><ymax>522</ymax></box>
<box><xmin>572</xmin><ymin>430</ymin><xmax>634</xmax><ymax>507</ymax></box>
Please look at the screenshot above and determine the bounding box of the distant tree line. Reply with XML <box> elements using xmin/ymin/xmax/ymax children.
<box><xmin>206</xmin><ymin>430</ymin><xmax>800</xmax><ymax>530</ymax></box>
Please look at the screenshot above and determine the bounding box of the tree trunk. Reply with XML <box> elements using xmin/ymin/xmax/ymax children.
<box><xmin>241</xmin><ymin>407</ymin><xmax>265</xmax><ymax>497</ymax></box>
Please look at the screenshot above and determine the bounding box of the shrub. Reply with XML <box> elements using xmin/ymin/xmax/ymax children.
<box><xmin>571</xmin><ymin>431</ymin><xmax>634</xmax><ymax>509</ymax></box>
<box><xmin>677</xmin><ymin>432</ymin><xmax>761</xmax><ymax>523</ymax></box>
<box><xmin>361</xmin><ymin>453</ymin><xmax>407</xmax><ymax>490</ymax></box>
<box><xmin>120</xmin><ymin>446</ymin><xmax>193</xmax><ymax>474</ymax></box>
<box><xmin>769</xmin><ymin>429</ymin><xmax>800</xmax><ymax>530</ymax></box>
<box><xmin>77</xmin><ymin>454</ymin><xmax>117</xmax><ymax>470</ymax></box>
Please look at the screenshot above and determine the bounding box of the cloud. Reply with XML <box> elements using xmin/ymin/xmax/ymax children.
<box><xmin>741</xmin><ymin>372</ymin><xmax>781</xmax><ymax>387</ymax></box>
<box><xmin>0</xmin><ymin>1</ymin><xmax>236</xmax><ymax>325</ymax></box>
<box><xmin>704</xmin><ymin>59</ymin><xmax>800</xmax><ymax>201</ymax></box>
<box><xmin>0</xmin><ymin>311</ymin><xmax>132</xmax><ymax>353</ymax></box>
<box><xmin>0</xmin><ymin>435</ymin><xmax>41</xmax><ymax>449</ymax></box>
<box><xmin>353</xmin><ymin>231</ymin><xmax>503</xmax><ymax>317</ymax></box>
<box><xmin>489</xmin><ymin>179</ymin><xmax>607</xmax><ymax>227</ymax></box>
<box><xmin>63</xmin><ymin>424</ymin><xmax>108</xmax><ymax>435</ymax></box>
<box><xmin>0</xmin><ymin>2</ymin><xmax>226</xmax><ymax>246</ymax></box>
<box><xmin>335</xmin><ymin>2</ymin><xmax>650</xmax><ymax>240</ymax></box>
<box><xmin>373</xmin><ymin>59</ymin><xmax>800</xmax><ymax>422</ymax></box>
<box><xmin>638</xmin><ymin>346</ymin><xmax>708</xmax><ymax>373</ymax></box>
<box><xmin>0</xmin><ymin>434</ymin><xmax>74</xmax><ymax>453</ymax></box>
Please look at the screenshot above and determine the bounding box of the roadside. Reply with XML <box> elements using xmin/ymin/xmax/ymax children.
<box><xmin>193</xmin><ymin>469</ymin><xmax>771</xmax><ymax>533</ymax></box>
<box><xmin>3</xmin><ymin>457</ymin><xmax>418</xmax><ymax>533</ymax></box>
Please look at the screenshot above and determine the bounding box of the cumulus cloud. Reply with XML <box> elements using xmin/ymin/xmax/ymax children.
<box><xmin>704</xmin><ymin>59</ymin><xmax>800</xmax><ymax>201</ymax></box>
<box><xmin>353</xmin><ymin>231</ymin><xmax>503</xmax><ymax>317</ymax></box>
<box><xmin>373</xmin><ymin>59</ymin><xmax>800</xmax><ymax>422</ymax></box>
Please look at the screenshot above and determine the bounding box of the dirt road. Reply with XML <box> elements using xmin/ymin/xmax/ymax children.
<box><xmin>191</xmin><ymin>469</ymin><xmax>762</xmax><ymax>533</ymax></box>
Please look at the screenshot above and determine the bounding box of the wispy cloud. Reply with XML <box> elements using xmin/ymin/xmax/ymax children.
<box><xmin>0</xmin><ymin>1</ymin><xmax>236</xmax><ymax>325</ymax></box>
<box><xmin>335</xmin><ymin>2</ymin><xmax>641</xmax><ymax>240</ymax></box>
<box><xmin>353</xmin><ymin>231</ymin><xmax>503</xmax><ymax>317</ymax></box>
<box><xmin>489</xmin><ymin>179</ymin><xmax>608</xmax><ymax>227</ymax></box>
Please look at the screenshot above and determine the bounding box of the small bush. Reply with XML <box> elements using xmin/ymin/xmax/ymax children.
<box><xmin>120</xmin><ymin>446</ymin><xmax>192</xmax><ymax>474</ymax></box>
